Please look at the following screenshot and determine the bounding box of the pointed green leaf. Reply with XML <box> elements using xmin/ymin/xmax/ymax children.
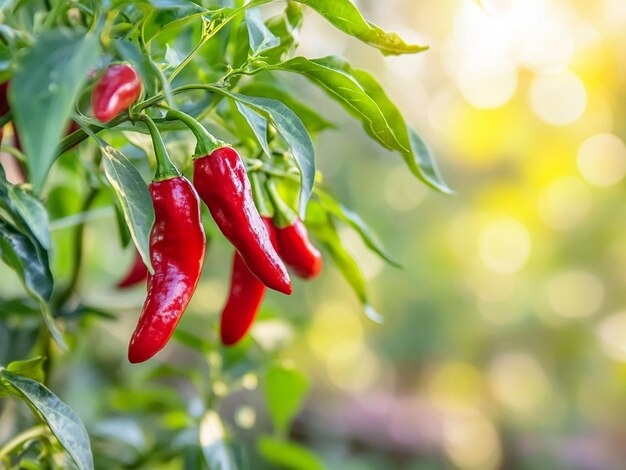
<box><xmin>239</xmin><ymin>81</ymin><xmax>334</xmax><ymax>134</ymax></box>
<box><xmin>264</xmin><ymin>365</ymin><xmax>309</xmax><ymax>436</ymax></box>
<box><xmin>220</xmin><ymin>91</ymin><xmax>315</xmax><ymax>218</ymax></box>
<box><xmin>0</xmin><ymin>370</ymin><xmax>93</xmax><ymax>470</ymax></box>
<box><xmin>315</xmin><ymin>190</ymin><xmax>401</xmax><ymax>268</ymax></box>
<box><xmin>266</xmin><ymin>57</ymin><xmax>401</xmax><ymax>151</ymax></box>
<box><xmin>318</xmin><ymin>56</ymin><xmax>451</xmax><ymax>193</ymax></box>
<box><xmin>0</xmin><ymin>219</ymin><xmax>53</xmax><ymax>302</ymax></box>
<box><xmin>235</xmin><ymin>101</ymin><xmax>271</xmax><ymax>157</ymax></box>
<box><xmin>306</xmin><ymin>202</ymin><xmax>383</xmax><ymax>323</ymax></box>
<box><xmin>258</xmin><ymin>435</ymin><xmax>324</xmax><ymax>470</ymax></box>
<box><xmin>8</xmin><ymin>185</ymin><xmax>51</xmax><ymax>250</ymax></box>
<box><xmin>293</xmin><ymin>0</ymin><xmax>427</xmax><ymax>55</ymax></box>
<box><xmin>9</xmin><ymin>30</ymin><xmax>100</xmax><ymax>193</ymax></box>
<box><xmin>6</xmin><ymin>356</ymin><xmax>45</xmax><ymax>383</ymax></box>
<box><xmin>246</xmin><ymin>7</ymin><xmax>280</xmax><ymax>55</ymax></box>
<box><xmin>99</xmin><ymin>142</ymin><xmax>155</xmax><ymax>273</ymax></box>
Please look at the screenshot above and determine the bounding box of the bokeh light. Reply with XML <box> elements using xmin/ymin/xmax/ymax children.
<box><xmin>529</xmin><ymin>71</ymin><xmax>587</xmax><ymax>126</ymax></box>
<box><xmin>577</xmin><ymin>133</ymin><xmax>626</xmax><ymax>186</ymax></box>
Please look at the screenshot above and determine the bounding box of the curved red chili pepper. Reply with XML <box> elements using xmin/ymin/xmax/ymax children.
<box><xmin>116</xmin><ymin>250</ymin><xmax>149</xmax><ymax>289</ymax></box>
<box><xmin>92</xmin><ymin>64</ymin><xmax>141</xmax><ymax>123</ymax></box>
<box><xmin>127</xmin><ymin>175</ymin><xmax>206</xmax><ymax>363</ymax></box>
<box><xmin>193</xmin><ymin>147</ymin><xmax>291</xmax><ymax>295</ymax></box>
<box><xmin>275</xmin><ymin>218</ymin><xmax>322</xmax><ymax>279</ymax></box>
<box><xmin>220</xmin><ymin>217</ymin><xmax>280</xmax><ymax>346</ymax></box>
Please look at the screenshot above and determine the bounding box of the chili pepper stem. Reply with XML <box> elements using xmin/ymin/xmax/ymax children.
<box><xmin>250</xmin><ymin>173</ymin><xmax>274</xmax><ymax>219</ymax></box>
<box><xmin>163</xmin><ymin>107</ymin><xmax>226</xmax><ymax>158</ymax></box>
<box><xmin>138</xmin><ymin>114</ymin><xmax>180</xmax><ymax>181</ymax></box>
<box><xmin>266</xmin><ymin>179</ymin><xmax>296</xmax><ymax>229</ymax></box>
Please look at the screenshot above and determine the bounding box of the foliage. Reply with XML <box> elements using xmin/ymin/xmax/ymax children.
<box><xmin>0</xmin><ymin>0</ymin><xmax>444</xmax><ymax>468</ymax></box>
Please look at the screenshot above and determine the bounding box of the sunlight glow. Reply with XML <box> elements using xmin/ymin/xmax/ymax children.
<box><xmin>547</xmin><ymin>270</ymin><xmax>604</xmax><ymax>318</ymax></box>
<box><xmin>529</xmin><ymin>71</ymin><xmax>587</xmax><ymax>126</ymax></box>
<box><xmin>479</xmin><ymin>218</ymin><xmax>531</xmax><ymax>274</ymax></box>
<box><xmin>577</xmin><ymin>133</ymin><xmax>626</xmax><ymax>186</ymax></box>
<box><xmin>538</xmin><ymin>176</ymin><xmax>592</xmax><ymax>231</ymax></box>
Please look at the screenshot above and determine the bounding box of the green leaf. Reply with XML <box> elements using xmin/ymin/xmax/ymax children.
<box><xmin>0</xmin><ymin>218</ymin><xmax>53</xmax><ymax>302</ymax></box>
<box><xmin>199</xmin><ymin>411</ymin><xmax>237</xmax><ymax>470</ymax></box>
<box><xmin>9</xmin><ymin>30</ymin><xmax>100</xmax><ymax>193</ymax></box>
<box><xmin>306</xmin><ymin>203</ymin><xmax>383</xmax><ymax>323</ymax></box>
<box><xmin>99</xmin><ymin>142</ymin><xmax>155</xmax><ymax>274</ymax></box>
<box><xmin>315</xmin><ymin>190</ymin><xmax>401</xmax><ymax>268</ymax></box>
<box><xmin>223</xmin><ymin>91</ymin><xmax>315</xmax><ymax>218</ymax></box>
<box><xmin>264</xmin><ymin>2</ymin><xmax>304</xmax><ymax>63</ymax></box>
<box><xmin>266</xmin><ymin>57</ymin><xmax>401</xmax><ymax>151</ymax></box>
<box><xmin>246</xmin><ymin>7</ymin><xmax>280</xmax><ymax>55</ymax></box>
<box><xmin>264</xmin><ymin>365</ymin><xmax>309</xmax><ymax>436</ymax></box>
<box><xmin>320</xmin><ymin>56</ymin><xmax>451</xmax><ymax>193</ymax></box>
<box><xmin>293</xmin><ymin>0</ymin><xmax>427</xmax><ymax>55</ymax></box>
<box><xmin>6</xmin><ymin>356</ymin><xmax>45</xmax><ymax>383</ymax></box>
<box><xmin>235</xmin><ymin>101</ymin><xmax>270</xmax><ymax>157</ymax></box>
<box><xmin>408</xmin><ymin>126</ymin><xmax>452</xmax><ymax>195</ymax></box>
<box><xmin>269</xmin><ymin>56</ymin><xmax>451</xmax><ymax>193</ymax></box>
<box><xmin>8</xmin><ymin>184</ymin><xmax>51</xmax><ymax>250</ymax></box>
<box><xmin>257</xmin><ymin>436</ymin><xmax>324</xmax><ymax>470</ymax></box>
<box><xmin>0</xmin><ymin>370</ymin><xmax>93</xmax><ymax>470</ymax></box>
<box><xmin>238</xmin><ymin>82</ymin><xmax>334</xmax><ymax>134</ymax></box>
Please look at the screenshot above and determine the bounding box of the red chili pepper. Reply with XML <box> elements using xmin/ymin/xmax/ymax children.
<box><xmin>128</xmin><ymin>115</ymin><xmax>205</xmax><ymax>364</ymax></box>
<box><xmin>116</xmin><ymin>250</ymin><xmax>149</xmax><ymax>289</ymax></box>
<box><xmin>220</xmin><ymin>216</ymin><xmax>280</xmax><ymax>346</ymax></box>
<box><xmin>266</xmin><ymin>180</ymin><xmax>322</xmax><ymax>279</ymax></box>
<box><xmin>92</xmin><ymin>64</ymin><xmax>141</xmax><ymax>123</ymax></box>
<box><xmin>275</xmin><ymin>218</ymin><xmax>322</xmax><ymax>279</ymax></box>
<box><xmin>165</xmin><ymin>109</ymin><xmax>291</xmax><ymax>295</ymax></box>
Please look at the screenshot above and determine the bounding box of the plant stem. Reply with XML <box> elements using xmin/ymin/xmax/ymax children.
<box><xmin>0</xmin><ymin>425</ymin><xmax>49</xmax><ymax>462</ymax></box>
<box><xmin>138</xmin><ymin>114</ymin><xmax>180</xmax><ymax>181</ymax></box>
<box><xmin>54</xmin><ymin>187</ymin><xmax>100</xmax><ymax>308</ymax></box>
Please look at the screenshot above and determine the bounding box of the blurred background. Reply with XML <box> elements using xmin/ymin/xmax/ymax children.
<box><xmin>3</xmin><ymin>0</ymin><xmax>626</xmax><ymax>468</ymax></box>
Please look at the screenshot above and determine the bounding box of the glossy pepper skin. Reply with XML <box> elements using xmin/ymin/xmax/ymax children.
<box><xmin>116</xmin><ymin>250</ymin><xmax>149</xmax><ymax>289</ymax></box>
<box><xmin>128</xmin><ymin>176</ymin><xmax>206</xmax><ymax>363</ymax></box>
<box><xmin>275</xmin><ymin>218</ymin><xmax>323</xmax><ymax>279</ymax></box>
<box><xmin>193</xmin><ymin>147</ymin><xmax>291</xmax><ymax>295</ymax></box>
<box><xmin>92</xmin><ymin>64</ymin><xmax>141</xmax><ymax>123</ymax></box>
<box><xmin>220</xmin><ymin>217</ymin><xmax>280</xmax><ymax>345</ymax></box>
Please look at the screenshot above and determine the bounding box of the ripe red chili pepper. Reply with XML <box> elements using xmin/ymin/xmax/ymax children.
<box><xmin>116</xmin><ymin>250</ymin><xmax>149</xmax><ymax>289</ymax></box>
<box><xmin>267</xmin><ymin>181</ymin><xmax>322</xmax><ymax>279</ymax></box>
<box><xmin>128</xmin><ymin>115</ymin><xmax>205</xmax><ymax>364</ymax></box>
<box><xmin>220</xmin><ymin>180</ymin><xmax>280</xmax><ymax>345</ymax></box>
<box><xmin>92</xmin><ymin>64</ymin><xmax>141</xmax><ymax>123</ymax></box>
<box><xmin>165</xmin><ymin>109</ymin><xmax>291</xmax><ymax>295</ymax></box>
<box><xmin>275</xmin><ymin>218</ymin><xmax>322</xmax><ymax>279</ymax></box>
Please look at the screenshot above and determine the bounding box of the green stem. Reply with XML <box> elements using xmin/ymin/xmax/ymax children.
<box><xmin>168</xmin><ymin>0</ymin><xmax>270</xmax><ymax>82</ymax></box>
<box><xmin>54</xmin><ymin>187</ymin><xmax>100</xmax><ymax>307</ymax></box>
<box><xmin>163</xmin><ymin>107</ymin><xmax>225</xmax><ymax>157</ymax></box>
<box><xmin>138</xmin><ymin>114</ymin><xmax>180</xmax><ymax>181</ymax></box>
<box><xmin>265</xmin><ymin>179</ymin><xmax>296</xmax><ymax>228</ymax></box>
<box><xmin>250</xmin><ymin>172</ymin><xmax>273</xmax><ymax>218</ymax></box>
<box><xmin>0</xmin><ymin>425</ymin><xmax>49</xmax><ymax>462</ymax></box>
<box><xmin>57</xmin><ymin>114</ymin><xmax>128</xmax><ymax>156</ymax></box>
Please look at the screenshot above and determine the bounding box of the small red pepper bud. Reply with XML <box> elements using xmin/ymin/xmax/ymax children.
<box><xmin>116</xmin><ymin>250</ymin><xmax>149</xmax><ymax>289</ymax></box>
<box><xmin>275</xmin><ymin>218</ymin><xmax>322</xmax><ymax>279</ymax></box>
<box><xmin>266</xmin><ymin>180</ymin><xmax>322</xmax><ymax>279</ymax></box>
<box><xmin>92</xmin><ymin>64</ymin><xmax>141</xmax><ymax>123</ymax></box>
